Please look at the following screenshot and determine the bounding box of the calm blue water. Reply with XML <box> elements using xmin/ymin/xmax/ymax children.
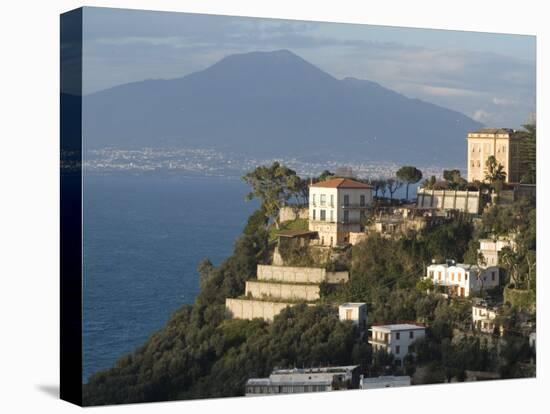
<box><xmin>82</xmin><ymin>175</ymin><xmax>257</xmax><ymax>382</ymax></box>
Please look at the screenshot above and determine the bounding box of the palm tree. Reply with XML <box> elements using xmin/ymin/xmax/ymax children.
<box><xmin>484</xmin><ymin>156</ymin><xmax>507</xmax><ymax>183</ymax></box>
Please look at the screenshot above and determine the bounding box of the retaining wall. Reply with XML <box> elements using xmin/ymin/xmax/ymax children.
<box><xmin>245</xmin><ymin>280</ymin><xmax>320</xmax><ymax>301</ymax></box>
<box><xmin>225</xmin><ymin>298</ymin><xmax>294</xmax><ymax>321</ymax></box>
<box><xmin>257</xmin><ymin>264</ymin><xmax>348</xmax><ymax>284</ymax></box>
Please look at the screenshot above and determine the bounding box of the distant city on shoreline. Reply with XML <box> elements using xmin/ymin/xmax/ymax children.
<box><xmin>82</xmin><ymin>147</ymin><xmax>458</xmax><ymax>181</ymax></box>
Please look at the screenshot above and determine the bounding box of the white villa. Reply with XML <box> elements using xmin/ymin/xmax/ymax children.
<box><xmin>308</xmin><ymin>178</ymin><xmax>373</xmax><ymax>246</ymax></box>
<box><xmin>368</xmin><ymin>324</ymin><xmax>425</xmax><ymax>366</ymax></box>
<box><xmin>426</xmin><ymin>262</ymin><xmax>500</xmax><ymax>297</ymax></box>
<box><xmin>339</xmin><ymin>303</ymin><xmax>367</xmax><ymax>329</ymax></box>
<box><xmin>478</xmin><ymin>237</ymin><xmax>515</xmax><ymax>267</ymax></box>
<box><xmin>472</xmin><ymin>301</ymin><xmax>500</xmax><ymax>334</ymax></box>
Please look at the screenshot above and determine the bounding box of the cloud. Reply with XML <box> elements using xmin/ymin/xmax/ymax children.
<box><xmin>81</xmin><ymin>7</ymin><xmax>535</xmax><ymax>127</ymax></box>
<box><xmin>473</xmin><ymin>109</ymin><xmax>492</xmax><ymax>122</ymax></box>
<box><xmin>492</xmin><ymin>97</ymin><xmax>518</xmax><ymax>106</ymax></box>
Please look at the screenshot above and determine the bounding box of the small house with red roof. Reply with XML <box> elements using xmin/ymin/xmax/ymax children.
<box><xmin>308</xmin><ymin>177</ymin><xmax>373</xmax><ymax>246</ymax></box>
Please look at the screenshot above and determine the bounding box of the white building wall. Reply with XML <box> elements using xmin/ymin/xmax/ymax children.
<box><xmin>369</xmin><ymin>326</ymin><xmax>425</xmax><ymax>363</ymax></box>
<box><xmin>426</xmin><ymin>264</ymin><xmax>500</xmax><ymax>297</ymax></box>
<box><xmin>339</xmin><ymin>303</ymin><xmax>367</xmax><ymax>327</ymax></box>
<box><xmin>309</xmin><ymin>185</ymin><xmax>373</xmax><ymax>246</ymax></box>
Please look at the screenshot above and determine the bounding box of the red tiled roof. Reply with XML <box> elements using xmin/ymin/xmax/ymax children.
<box><xmin>309</xmin><ymin>177</ymin><xmax>373</xmax><ymax>189</ymax></box>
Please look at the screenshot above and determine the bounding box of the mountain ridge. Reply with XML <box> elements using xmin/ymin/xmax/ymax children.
<box><xmin>83</xmin><ymin>49</ymin><xmax>483</xmax><ymax>165</ymax></box>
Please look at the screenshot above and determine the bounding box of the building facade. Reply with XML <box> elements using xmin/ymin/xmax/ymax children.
<box><xmin>416</xmin><ymin>188</ymin><xmax>480</xmax><ymax>214</ymax></box>
<box><xmin>478</xmin><ymin>237</ymin><xmax>515</xmax><ymax>267</ymax></box>
<box><xmin>360</xmin><ymin>375</ymin><xmax>411</xmax><ymax>389</ymax></box>
<box><xmin>425</xmin><ymin>262</ymin><xmax>500</xmax><ymax>297</ymax></box>
<box><xmin>467</xmin><ymin>128</ymin><xmax>523</xmax><ymax>183</ymax></box>
<box><xmin>368</xmin><ymin>324</ymin><xmax>425</xmax><ymax>366</ymax></box>
<box><xmin>308</xmin><ymin>178</ymin><xmax>373</xmax><ymax>246</ymax></box>
<box><xmin>472</xmin><ymin>301</ymin><xmax>500</xmax><ymax>334</ymax></box>
<box><xmin>245</xmin><ymin>366</ymin><xmax>360</xmax><ymax>396</ymax></box>
<box><xmin>339</xmin><ymin>303</ymin><xmax>367</xmax><ymax>330</ymax></box>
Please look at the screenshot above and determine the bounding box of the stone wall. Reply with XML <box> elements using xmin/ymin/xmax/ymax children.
<box><xmin>326</xmin><ymin>271</ymin><xmax>350</xmax><ymax>284</ymax></box>
<box><xmin>257</xmin><ymin>264</ymin><xmax>349</xmax><ymax>284</ymax></box>
<box><xmin>245</xmin><ymin>280</ymin><xmax>321</xmax><ymax>301</ymax></box>
<box><xmin>279</xmin><ymin>206</ymin><xmax>309</xmax><ymax>223</ymax></box>
<box><xmin>225</xmin><ymin>298</ymin><xmax>295</xmax><ymax>321</ymax></box>
<box><xmin>417</xmin><ymin>189</ymin><xmax>480</xmax><ymax>214</ymax></box>
<box><xmin>349</xmin><ymin>232</ymin><xmax>368</xmax><ymax>245</ymax></box>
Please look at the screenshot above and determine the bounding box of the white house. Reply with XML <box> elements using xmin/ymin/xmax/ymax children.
<box><xmin>339</xmin><ymin>303</ymin><xmax>367</xmax><ymax>330</ymax></box>
<box><xmin>426</xmin><ymin>262</ymin><xmax>500</xmax><ymax>297</ymax></box>
<box><xmin>360</xmin><ymin>375</ymin><xmax>411</xmax><ymax>389</ymax></box>
<box><xmin>368</xmin><ymin>324</ymin><xmax>425</xmax><ymax>366</ymax></box>
<box><xmin>309</xmin><ymin>178</ymin><xmax>373</xmax><ymax>246</ymax></box>
<box><xmin>478</xmin><ymin>237</ymin><xmax>515</xmax><ymax>267</ymax></box>
<box><xmin>472</xmin><ymin>301</ymin><xmax>500</xmax><ymax>334</ymax></box>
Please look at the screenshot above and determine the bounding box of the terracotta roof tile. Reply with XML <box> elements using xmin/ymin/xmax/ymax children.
<box><xmin>309</xmin><ymin>177</ymin><xmax>373</xmax><ymax>189</ymax></box>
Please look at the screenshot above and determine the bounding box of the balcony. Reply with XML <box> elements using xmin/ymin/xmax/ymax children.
<box><xmin>341</xmin><ymin>203</ymin><xmax>368</xmax><ymax>209</ymax></box>
<box><xmin>368</xmin><ymin>337</ymin><xmax>389</xmax><ymax>346</ymax></box>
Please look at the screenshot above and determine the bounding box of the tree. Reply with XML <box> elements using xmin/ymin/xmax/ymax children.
<box><xmin>286</xmin><ymin>175</ymin><xmax>309</xmax><ymax>205</ymax></box>
<box><xmin>370</xmin><ymin>179</ymin><xmax>387</xmax><ymax>198</ymax></box>
<box><xmin>317</xmin><ymin>170</ymin><xmax>334</xmax><ymax>182</ymax></box>
<box><xmin>197</xmin><ymin>257</ymin><xmax>214</xmax><ymax>289</ymax></box>
<box><xmin>443</xmin><ymin>170</ymin><xmax>467</xmax><ymax>190</ymax></box>
<box><xmin>396</xmin><ymin>166</ymin><xmax>423</xmax><ymax>200</ymax></box>
<box><xmin>387</xmin><ymin>178</ymin><xmax>403</xmax><ymax>200</ymax></box>
<box><xmin>422</xmin><ymin>175</ymin><xmax>436</xmax><ymax>190</ymax></box>
<box><xmin>484</xmin><ymin>156</ymin><xmax>507</xmax><ymax>184</ymax></box>
<box><xmin>242</xmin><ymin>162</ymin><xmax>301</xmax><ymax>228</ymax></box>
<box><xmin>518</xmin><ymin>122</ymin><xmax>536</xmax><ymax>184</ymax></box>
<box><xmin>378</xmin><ymin>180</ymin><xmax>388</xmax><ymax>198</ymax></box>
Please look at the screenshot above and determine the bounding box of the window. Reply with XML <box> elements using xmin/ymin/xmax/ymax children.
<box><xmin>396</xmin><ymin>332</ymin><xmax>400</xmax><ymax>340</ymax></box>
<box><xmin>312</xmin><ymin>194</ymin><xmax>316</xmax><ymax>205</ymax></box>
<box><xmin>312</xmin><ymin>209</ymin><xmax>316</xmax><ymax>220</ymax></box>
<box><xmin>395</xmin><ymin>345</ymin><xmax>400</xmax><ymax>355</ymax></box>
<box><xmin>346</xmin><ymin>309</ymin><xmax>352</xmax><ymax>320</ymax></box>
<box><xmin>320</xmin><ymin>209</ymin><xmax>326</xmax><ymax>221</ymax></box>
<box><xmin>330</xmin><ymin>210</ymin><xmax>334</xmax><ymax>222</ymax></box>
<box><xmin>409</xmin><ymin>331</ymin><xmax>414</xmax><ymax>339</ymax></box>
<box><xmin>491</xmin><ymin>272</ymin><xmax>496</xmax><ymax>281</ymax></box>
<box><xmin>343</xmin><ymin>210</ymin><xmax>349</xmax><ymax>223</ymax></box>
<box><xmin>320</xmin><ymin>194</ymin><xmax>326</xmax><ymax>206</ymax></box>
<box><xmin>330</xmin><ymin>194</ymin><xmax>334</xmax><ymax>207</ymax></box>
<box><xmin>343</xmin><ymin>194</ymin><xmax>350</xmax><ymax>206</ymax></box>
<box><xmin>451</xmin><ymin>272</ymin><xmax>455</xmax><ymax>281</ymax></box>
<box><xmin>458</xmin><ymin>273</ymin><xmax>461</xmax><ymax>282</ymax></box>
<box><xmin>429</xmin><ymin>270</ymin><xmax>434</xmax><ymax>278</ymax></box>
<box><xmin>465</xmin><ymin>274</ymin><xmax>468</xmax><ymax>281</ymax></box>
<box><xmin>438</xmin><ymin>271</ymin><xmax>442</xmax><ymax>281</ymax></box>
<box><xmin>360</xmin><ymin>195</ymin><xmax>366</xmax><ymax>206</ymax></box>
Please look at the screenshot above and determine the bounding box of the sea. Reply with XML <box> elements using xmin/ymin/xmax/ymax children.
<box><xmin>81</xmin><ymin>174</ymin><xmax>418</xmax><ymax>382</ymax></box>
<box><xmin>82</xmin><ymin>175</ymin><xmax>257</xmax><ymax>382</ymax></box>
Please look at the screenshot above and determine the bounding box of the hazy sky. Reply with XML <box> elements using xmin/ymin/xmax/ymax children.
<box><xmin>82</xmin><ymin>7</ymin><xmax>536</xmax><ymax>128</ymax></box>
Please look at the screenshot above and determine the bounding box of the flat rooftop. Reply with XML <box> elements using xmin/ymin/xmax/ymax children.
<box><xmin>272</xmin><ymin>365</ymin><xmax>359</xmax><ymax>375</ymax></box>
<box><xmin>340</xmin><ymin>302</ymin><xmax>366</xmax><ymax>308</ymax></box>
<box><xmin>370</xmin><ymin>324</ymin><xmax>425</xmax><ymax>331</ymax></box>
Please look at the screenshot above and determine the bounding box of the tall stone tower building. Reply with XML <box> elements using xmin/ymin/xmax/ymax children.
<box><xmin>467</xmin><ymin>128</ymin><xmax>523</xmax><ymax>183</ymax></box>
